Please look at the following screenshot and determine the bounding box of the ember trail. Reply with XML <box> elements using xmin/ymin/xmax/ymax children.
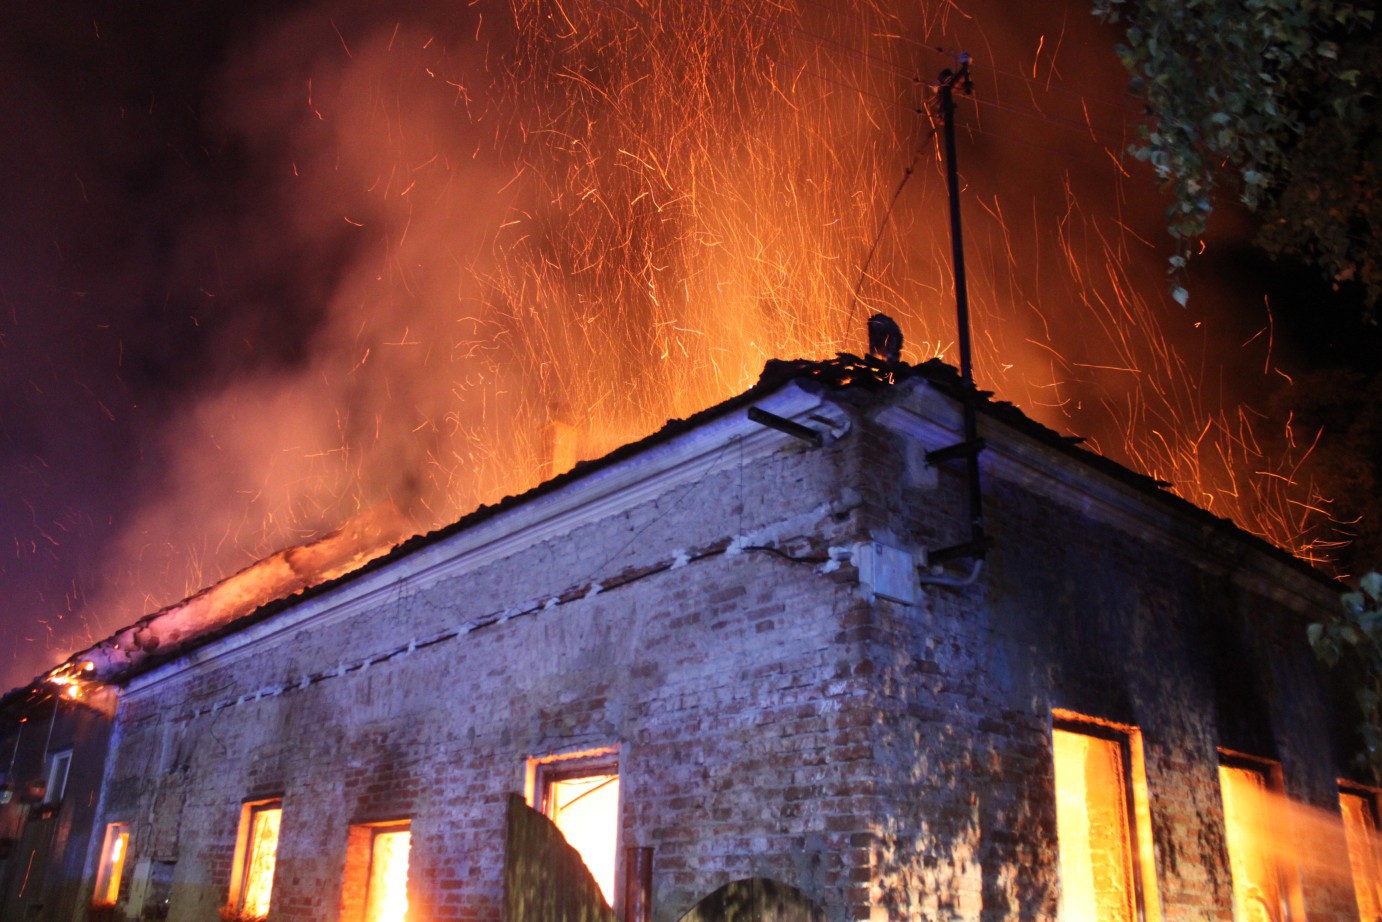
<box><xmin>7</xmin><ymin>0</ymin><xmax>1338</xmax><ymax>691</ymax></box>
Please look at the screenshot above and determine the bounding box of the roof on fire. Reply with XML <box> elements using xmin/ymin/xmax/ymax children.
<box><xmin>0</xmin><ymin>353</ymin><xmax>1338</xmax><ymax>716</ymax></box>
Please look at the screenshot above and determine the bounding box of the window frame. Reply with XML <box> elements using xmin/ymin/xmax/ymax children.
<box><xmin>1050</xmin><ymin>712</ymin><xmax>1160</xmax><ymax>922</ymax></box>
<box><xmin>1216</xmin><ymin>750</ymin><xmax>1303</xmax><ymax>922</ymax></box>
<box><xmin>527</xmin><ymin>748</ymin><xmax>622</xmax><ymax>908</ymax></box>
<box><xmin>42</xmin><ymin>749</ymin><xmax>72</xmax><ymax>805</ymax></box>
<box><xmin>534</xmin><ymin>753</ymin><xmax>620</xmax><ymax>819</ymax></box>
<box><xmin>1338</xmin><ymin>781</ymin><xmax>1382</xmax><ymax>922</ymax></box>
<box><xmin>93</xmin><ymin>821</ymin><xmax>131</xmax><ymax>906</ymax></box>
<box><xmin>227</xmin><ymin>797</ymin><xmax>283</xmax><ymax>919</ymax></box>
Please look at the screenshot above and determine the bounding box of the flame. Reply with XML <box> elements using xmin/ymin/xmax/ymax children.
<box><xmin>365</xmin><ymin>829</ymin><xmax>411</xmax><ymax>922</ymax></box>
<box><xmin>22</xmin><ymin>0</ymin><xmax>1346</xmax><ymax>682</ymax></box>
<box><xmin>1219</xmin><ymin>767</ymin><xmax>1382</xmax><ymax>922</ymax></box>
<box><xmin>43</xmin><ymin>660</ymin><xmax>97</xmax><ymax>701</ymax></box>
<box><xmin>95</xmin><ymin>824</ymin><xmax>130</xmax><ymax>905</ymax></box>
<box><xmin>1220</xmin><ymin>765</ymin><xmax>1290</xmax><ymax>921</ymax></box>
<box><xmin>1053</xmin><ymin>727</ymin><xmax>1141</xmax><ymax>921</ymax></box>
<box><xmin>1340</xmin><ymin>790</ymin><xmax>1382</xmax><ymax>919</ymax></box>
<box><xmin>240</xmin><ymin>805</ymin><xmax>282</xmax><ymax>919</ymax></box>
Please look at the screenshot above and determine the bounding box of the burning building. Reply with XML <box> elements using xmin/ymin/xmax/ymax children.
<box><xmin>1</xmin><ymin>353</ymin><xmax>1378</xmax><ymax>922</ymax></box>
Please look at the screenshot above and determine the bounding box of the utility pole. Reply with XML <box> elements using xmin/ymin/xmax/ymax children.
<box><xmin>940</xmin><ymin>55</ymin><xmax>975</xmax><ymax>387</ymax></box>
<box><xmin>926</xmin><ymin>55</ymin><xmax>993</xmax><ymax>567</ymax></box>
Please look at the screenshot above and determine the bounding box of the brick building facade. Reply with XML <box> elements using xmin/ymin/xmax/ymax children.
<box><xmin>0</xmin><ymin>686</ymin><xmax>117</xmax><ymax>922</ymax></box>
<box><xmin>1</xmin><ymin>356</ymin><xmax>1375</xmax><ymax>921</ymax></box>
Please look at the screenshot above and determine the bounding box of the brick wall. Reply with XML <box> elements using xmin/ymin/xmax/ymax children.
<box><xmin>100</xmin><ymin>415</ymin><xmax>887</xmax><ymax>922</ymax></box>
<box><xmin>93</xmin><ymin>382</ymin><xmax>1364</xmax><ymax>922</ymax></box>
<box><xmin>856</xmin><ymin>391</ymin><xmax>1359</xmax><ymax>922</ymax></box>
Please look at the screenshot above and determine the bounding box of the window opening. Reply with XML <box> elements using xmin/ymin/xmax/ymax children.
<box><xmin>365</xmin><ymin>826</ymin><xmax>410</xmax><ymax>922</ymax></box>
<box><xmin>1340</xmin><ymin>787</ymin><xmax>1382</xmax><ymax>921</ymax></box>
<box><xmin>1051</xmin><ymin>714</ymin><xmax>1159</xmax><ymax>922</ymax></box>
<box><xmin>534</xmin><ymin>753</ymin><xmax>620</xmax><ymax>906</ymax></box>
<box><xmin>231</xmin><ymin>800</ymin><xmax>282</xmax><ymax>920</ymax></box>
<box><xmin>1053</xmin><ymin>726</ymin><xmax>1135</xmax><ymax>921</ymax></box>
<box><xmin>43</xmin><ymin>749</ymin><xmax>72</xmax><ymax>804</ymax></box>
<box><xmin>341</xmin><ymin>820</ymin><xmax>410</xmax><ymax>922</ymax></box>
<box><xmin>93</xmin><ymin>822</ymin><xmax>130</xmax><ymax>905</ymax></box>
<box><xmin>1219</xmin><ymin>758</ymin><xmax>1290</xmax><ymax>922</ymax></box>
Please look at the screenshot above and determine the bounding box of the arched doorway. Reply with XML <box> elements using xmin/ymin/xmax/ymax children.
<box><xmin>675</xmin><ymin>878</ymin><xmax>827</xmax><ymax>922</ymax></box>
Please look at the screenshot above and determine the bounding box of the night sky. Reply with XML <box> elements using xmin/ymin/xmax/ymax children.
<box><xmin>2</xmin><ymin>0</ymin><xmax>1377</xmax><ymax>694</ymax></box>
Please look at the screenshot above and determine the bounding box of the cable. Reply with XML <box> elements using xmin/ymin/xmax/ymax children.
<box><xmin>850</xmin><ymin>99</ymin><xmax>942</xmax><ymax>321</ymax></box>
<box><xmin>744</xmin><ymin>545</ymin><xmax>831</xmax><ymax>565</ymax></box>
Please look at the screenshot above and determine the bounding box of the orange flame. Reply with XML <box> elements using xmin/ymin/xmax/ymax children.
<box><xmin>365</xmin><ymin>829</ymin><xmax>411</xmax><ymax>922</ymax></box>
<box><xmin>1220</xmin><ymin>768</ymin><xmax>1382</xmax><ymax>922</ymax></box>
<box><xmin>38</xmin><ymin>0</ymin><xmax>1342</xmax><ymax>679</ymax></box>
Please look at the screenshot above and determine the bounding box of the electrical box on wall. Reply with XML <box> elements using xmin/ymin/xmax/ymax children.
<box><xmin>854</xmin><ymin>541</ymin><xmax>917</xmax><ymax>604</ymax></box>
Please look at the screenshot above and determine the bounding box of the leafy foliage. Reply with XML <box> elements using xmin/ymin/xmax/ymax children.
<box><xmin>1094</xmin><ymin>0</ymin><xmax>1381</xmax><ymax>313</ymax></box>
<box><xmin>1309</xmin><ymin>571</ymin><xmax>1382</xmax><ymax>781</ymax></box>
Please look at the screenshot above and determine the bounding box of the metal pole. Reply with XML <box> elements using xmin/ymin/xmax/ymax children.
<box><xmin>939</xmin><ymin>58</ymin><xmax>987</xmax><ymax>545</ymax></box>
<box><xmin>940</xmin><ymin>60</ymin><xmax>974</xmax><ymax>387</ymax></box>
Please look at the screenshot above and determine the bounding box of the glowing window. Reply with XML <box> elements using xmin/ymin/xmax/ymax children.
<box><xmin>1219</xmin><ymin>760</ymin><xmax>1290</xmax><ymax>922</ymax></box>
<box><xmin>93</xmin><ymin>822</ymin><xmax>130</xmax><ymax>905</ymax></box>
<box><xmin>534</xmin><ymin>754</ymin><xmax>620</xmax><ymax>906</ymax></box>
<box><xmin>1051</xmin><ymin>716</ymin><xmax>1160</xmax><ymax>922</ymax></box>
<box><xmin>1340</xmin><ymin>787</ymin><xmax>1382</xmax><ymax>921</ymax></box>
<box><xmin>341</xmin><ymin>820</ymin><xmax>410</xmax><ymax>922</ymax></box>
<box><xmin>230</xmin><ymin>800</ymin><xmax>282</xmax><ymax>920</ymax></box>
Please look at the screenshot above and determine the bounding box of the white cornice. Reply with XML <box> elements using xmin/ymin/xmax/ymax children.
<box><xmin>123</xmin><ymin>383</ymin><xmax>836</xmax><ymax>699</ymax></box>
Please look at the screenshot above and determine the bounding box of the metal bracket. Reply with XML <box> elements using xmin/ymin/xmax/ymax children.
<box><xmin>925</xmin><ymin>438</ymin><xmax>985</xmax><ymax>465</ymax></box>
<box><xmin>748</xmin><ymin>407</ymin><xmax>823</xmax><ymax>448</ymax></box>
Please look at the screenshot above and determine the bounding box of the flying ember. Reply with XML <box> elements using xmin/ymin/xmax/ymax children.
<box><xmin>8</xmin><ymin>0</ymin><xmax>1341</xmax><ymax>685</ymax></box>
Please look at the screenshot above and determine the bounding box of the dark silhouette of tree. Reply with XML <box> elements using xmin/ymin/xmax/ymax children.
<box><xmin>1095</xmin><ymin>0</ymin><xmax>1381</xmax><ymax>315</ymax></box>
<box><xmin>1310</xmin><ymin>571</ymin><xmax>1382</xmax><ymax>782</ymax></box>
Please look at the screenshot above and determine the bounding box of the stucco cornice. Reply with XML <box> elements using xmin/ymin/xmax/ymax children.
<box><xmin>122</xmin><ymin>382</ymin><xmax>840</xmax><ymax>698</ymax></box>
